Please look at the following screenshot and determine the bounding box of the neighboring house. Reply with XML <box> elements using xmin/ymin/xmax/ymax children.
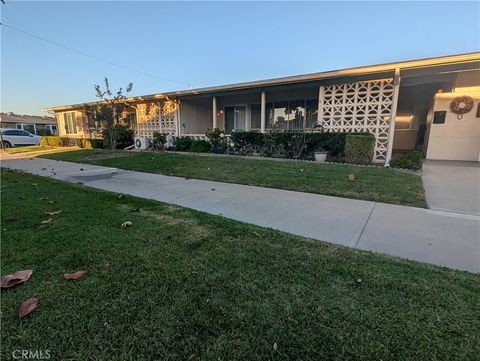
<box><xmin>0</xmin><ymin>112</ymin><xmax>58</xmax><ymax>135</ymax></box>
<box><xmin>44</xmin><ymin>52</ymin><xmax>480</xmax><ymax>164</ymax></box>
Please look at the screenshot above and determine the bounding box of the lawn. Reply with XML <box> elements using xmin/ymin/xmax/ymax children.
<box><xmin>42</xmin><ymin>150</ymin><xmax>427</xmax><ymax>207</ymax></box>
<box><xmin>3</xmin><ymin>145</ymin><xmax>54</xmax><ymax>154</ymax></box>
<box><xmin>1</xmin><ymin>169</ymin><xmax>479</xmax><ymax>360</ymax></box>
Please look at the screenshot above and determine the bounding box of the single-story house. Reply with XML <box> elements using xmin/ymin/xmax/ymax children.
<box><xmin>0</xmin><ymin>112</ymin><xmax>58</xmax><ymax>135</ymax></box>
<box><xmin>44</xmin><ymin>52</ymin><xmax>480</xmax><ymax>164</ymax></box>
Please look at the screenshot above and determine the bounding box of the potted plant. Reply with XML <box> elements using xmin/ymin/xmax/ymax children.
<box><xmin>314</xmin><ymin>147</ymin><xmax>328</xmax><ymax>163</ymax></box>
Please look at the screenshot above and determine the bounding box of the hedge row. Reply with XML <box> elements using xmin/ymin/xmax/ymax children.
<box><xmin>390</xmin><ymin>150</ymin><xmax>423</xmax><ymax>170</ymax></box>
<box><xmin>174</xmin><ymin>137</ymin><xmax>212</xmax><ymax>153</ymax></box>
<box><xmin>344</xmin><ymin>134</ymin><xmax>376</xmax><ymax>165</ymax></box>
<box><xmin>229</xmin><ymin>131</ymin><xmax>371</xmax><ymax>160</ymax></box>
<box><xmin>40</xmin><ymin>136</ymin><xmax>103</xmax><ymax>149</ymax></box>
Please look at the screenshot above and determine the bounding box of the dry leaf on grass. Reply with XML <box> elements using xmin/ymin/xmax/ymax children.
<box><xmin>64</xmin><ymin>271</ymin><xmax>86</xmax><ymax>280</ymax></box>
<box><xmin>40</xmin><ymin>218</ymin><xmax>53</xmax><ymax>224</ymax></box>
<box><xmin>1</xmin><ymin>270</ymin><xmax>33</xmax><ymax>289</ymax></box>
<box><xmin>45</xmin><ymin>210</ymin><xmax>63</xmax><ymax>216</ymax></box>
<box><xmin>5</xmin><ymin>216</ymin><xmax>17</xmax><ymax>222</ymax></box>
<box><xmin>347</xmin><ymin>173</ymin><xmax>356</xmax><ymax>182</ymax></box>
<box><xmin>120</xmin><ymin>221</ymin><xmax>132</xmax><ymax>228</ymax></box>
<box><xmin>19</xmin><ymin>298</ymin><xmax>38</xmax><ymax>319</ymax></box>
<box><xmin>47</xmin><ymin>200</ymin><xmax>55</xmax><ymax>204</ymax></box>
<box><xmin>131</xmin><ymin>208</ymin><xmax>143</xmax><ymax>213</ymax></box>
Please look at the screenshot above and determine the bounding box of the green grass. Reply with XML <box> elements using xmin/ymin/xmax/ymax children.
<box><xmin>1</xmin><ymin>169</ymin><xmax>479</xmax><ymax>360</ymax></box>
<box><xmin>3</xmin><ymin>145</ymin><xmax>54</xmax><ymax>154</ymax></box>
<box><xmin>42</xmin><ymin>150</ymin><xmax>427</xmax><ymax>207</ymax></box>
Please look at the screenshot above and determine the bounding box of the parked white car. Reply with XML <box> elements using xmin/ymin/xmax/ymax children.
<box><xmin>0</xmin><ymin>128</ymin><xmax>41</xmax><ymax>148</ymax></box>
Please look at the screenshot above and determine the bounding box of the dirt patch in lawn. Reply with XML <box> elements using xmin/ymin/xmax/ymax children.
<box><xmin>80</xmin><ymin>150</ymin><xmax>133</xmax><ymax>161</ymax></box>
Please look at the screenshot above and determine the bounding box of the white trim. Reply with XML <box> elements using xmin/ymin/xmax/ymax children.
<box><xmin>385</xmin><ymin>68</ymin><xmax>401</xmax><ymax>166</ymax></box>
<box><xmin>260</xmin><ymin>91</ymin><xmax>266</xmax><ymax>133</ymax></box>
<box><xmin>212</xmin><ymin>96</ymin><xmax>217</xmax><ymax>129</ymax></box>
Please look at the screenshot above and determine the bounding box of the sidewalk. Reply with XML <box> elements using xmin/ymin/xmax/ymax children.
<box><xmin>2</xmin><ymin>156</ymin><xmax>479</xmax><ymax>273</ymax></box>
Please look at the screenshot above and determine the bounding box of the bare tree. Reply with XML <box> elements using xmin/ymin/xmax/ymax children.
<box><xmin>89</xmin><ymin>78</ymin><xmax>133</xmax><ymax>151</ymax></box>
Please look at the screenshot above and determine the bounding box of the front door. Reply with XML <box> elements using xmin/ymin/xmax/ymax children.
<box><xmin>224</xmin><ymin>106</ymin><xmax>246</xmax><ymax>133</ymax></box>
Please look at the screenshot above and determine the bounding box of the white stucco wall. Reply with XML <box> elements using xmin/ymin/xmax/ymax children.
<box><xmin>426</xmin><ymin>88</ymin><xmax>480</xmax><ymax>161</ymax></box>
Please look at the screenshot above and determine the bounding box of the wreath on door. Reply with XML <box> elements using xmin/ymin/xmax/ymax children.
<box><xmin>450</xmin><ymin>95</ymin><xmax>474</xmax><ymax>119</ymax></box>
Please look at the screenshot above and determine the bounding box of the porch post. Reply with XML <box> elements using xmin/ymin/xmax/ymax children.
<box><xmin>260</xmin><ymin>91</ymin><xmax>266</xmax><ymax>133</ymax></box>
<box><xmin>318</xmin><ymin>85</ymin><xmax>325</xmax><ymax>129</ymax></box>
<box><xmin>385</xmin><ymin>68</ymin><xmax>401</xmax><ymax>166</ymax></box>
<box><xmin>212</xmin><ymin>96</ymin><xmax>217</xmax><ymax>129</ymax></box>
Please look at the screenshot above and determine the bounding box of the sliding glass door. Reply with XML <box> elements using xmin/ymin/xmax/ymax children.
<box><xmin>224</xmin><ymin>105</ymin><xmax>246</xmax><ymax>133</ymax></box>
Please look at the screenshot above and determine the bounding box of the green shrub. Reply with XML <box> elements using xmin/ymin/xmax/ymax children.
<box><xmin>74</xmin><ymin>138</ymin><xmax>91</xmax><ymax>149</ymax></box>
<box><xmin>390</xmin><ymin>151</ymin><xmax>423</xmax><ymax>170</ymax></box>
<box><xmin>40</xmin><ymin>136</ymin><xmax>71</xmax><ymax>147</ymax></box>
<box><xmin>102</xmin><ymin>125</ymin><xmax>134</xmax><ymax>149</ymax></box>
<box><xmin>73</xmin><ymin>138</ymin><xmax>103</xmax><ymax>149</ymax></box>
<box><xmin>344</xmin><ymin>134</ymin><xmax>375</xmax><ymax>165</ymax></box>
<box><xmin>206</xmin><ymin>128</ymin><xmax>228</xmax><ymax>153</ymax></box>
<box><xmin>174</xmin><ymin>137</ymin><xmax>193</xmax><ymax>151</ymax></box>
<box><xmin>152</xmin><ymin>132</ymin><xmax>167</xmax><ymax>150</ymax></box>
<box><xmin>229</xmin><ymin>131</ymin><xmax>369</xmax><ymax>159</ymax></box>
<box><xmin>190</xmin><ymin>139</ymin><xmax>212</xmax><ymax>153</ymax></box>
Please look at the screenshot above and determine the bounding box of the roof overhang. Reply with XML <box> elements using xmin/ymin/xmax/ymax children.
<box><xmin>43</xmin><ymin>52</ymin><xmax>480</xmax><ymax>112</ymax></box>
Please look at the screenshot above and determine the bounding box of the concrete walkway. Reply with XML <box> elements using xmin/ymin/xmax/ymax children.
<box><xmin>422</xmin><ymin>160</ymin><xmax>480</xmax><ymax>215</ymax></box>
<box><xmin>2</xmin><ymin>156</ymin><xmax>479</xmax><ymax>273</ymax></box>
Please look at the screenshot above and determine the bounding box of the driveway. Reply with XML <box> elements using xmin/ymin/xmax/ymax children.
<box><xmin>422</xmin><ymin>160</ymin><xmax>480</xmax><ymax>215</ymax></box>
<box><xmin>2</xmin><ymin>156</ymin><xmax>479</xmax><ymax>273</ymax></box>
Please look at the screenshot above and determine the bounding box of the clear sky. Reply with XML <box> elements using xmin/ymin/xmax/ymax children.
<box><xmin>1</xmin><ymin>1</ymin><xmax>479</xmax><ymax>116</ymax></box>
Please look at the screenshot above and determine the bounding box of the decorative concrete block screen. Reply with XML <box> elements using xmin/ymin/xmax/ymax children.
<box><xmin>319</xmin><ymin>79</ymin><xmax>394</xmax><ymax>162</ymax></box>
<box><xmin>136</xmin><ymin>101</ymin><xmax>177</xmax><ymax>138</ymax></box>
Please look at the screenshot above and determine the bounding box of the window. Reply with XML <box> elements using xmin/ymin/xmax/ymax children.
<box><xmin>63</xmin><ymin>112</ymin><xmax>77</xmax><ymax>134</ymax></box>
<box><xmin>250</xmin><ymin>104</ymin><xmax>261</xmax><ymax>129</ymax></box>
<box><xmin>3</xmin><ymin>130</ymin><xmax>24</xmax><ymax>136</ymax></box>
<box><xmin>265</xmin><ymin>99</ymin><xmax>318</xmax><ymax>130</ymax></box>
<box><xmin>22</xmin><ymin>124</ymin><xmax>35</xmax><ymax>134</ymax></box>
<box><xmin>305</xmin><ymin>99</ymin><xmax>318</xmax><ymax>128</ymax></box>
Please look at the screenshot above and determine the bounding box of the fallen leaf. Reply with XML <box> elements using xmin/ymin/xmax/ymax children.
<box><xmin>211</xmin><ymin>188</ymin><xmax>216</xmax><ymax>191</ymax></box>
<box><xmin>41</xmin><ymin>168</ymin><xmax>47</xmax><ymax>171</ymax></box>
<box><xmin>32</xmin><ymin>183</ymin><xmax>38</xmax><ymax>186</ymax></box>
<box><xmin>19</xmin><ymin>298</ymin><xmax>38</xmax><ymax>318</ymax></box>
<box><xmin>118</xmin><ymin>195</ymin><xmax>123</xmax><ymax>199</ymax></box>
<box><xmin>1</xmin><ymin>270</ymin><xmax>33</xmax><ymax>289</ymax></box>
<box><xmin>273</xmin><ymin>342</ymin><xmax>278</xmax><ymax>351</ymax></box>
<box><xmin>64</xmin><ymin>271</ymin><xmax>86</xmax><ymax>280</ymax></box>
<box><xmin>356</xmin><ymin>278</ymin><xmax>362</xmax><ymax>283</ymax></box>
<box><xmin>120</xmin><ymin>221</ymin><xmax>132</xmax><ymax>228</ymax></box>
<box><xmin>100</xmin><ymin>263</ymin><xmax>111</xmax><ymax>269</ymax></box>
<box><xmin>80</xmin><ymin>168</ymin><xmax>84</xmax><ymax>171</ymax></box>
<box><xmin>45</xmin><ymin>210</ymin><xmax>63</xmax><ymax>216</ymax></box>
<box><xmin>47</xmin><ymin>200</ymin><xmax>55</xmax><ymax>204</ymax></box>
<box><xmin>5</xmin><ymin>216</ymin><xmax>17</xmax><ymax>222</ymax></box>
<box><xmin>40</xmin><ymin>218</ymin><xmax>53</xmax><ymax>224</ymax></box>
<box><xmin>347</xmin><ymin>173</ymin><xmax>356</xmax><ymax>182</ymax></box>
<box><xmin>131</xmin><ymin>208</ymin><xmax>143</xmax><ymax>213</ymax></box>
